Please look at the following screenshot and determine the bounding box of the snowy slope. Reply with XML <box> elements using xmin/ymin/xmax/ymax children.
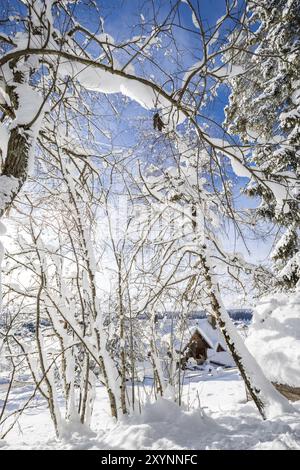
<box><xmin>1</xmin><ymin>370</ymin><xmax>300</xmax><ymax>450</ymax></box>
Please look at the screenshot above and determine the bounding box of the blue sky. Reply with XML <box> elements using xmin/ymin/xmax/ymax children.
<box><xmin>1</xmin><ymin>0</ymin><xmax>275</xmax><ymax>271</ymax></box>
<box><xmin>66</xmin><ymin>0</ymin><xmax>273</xmax><ymax>263</ymax></box>
<box><xmin>68</xmin><ymin>0</ymin><xmax>240</xmax><ymax>143</ymax></box>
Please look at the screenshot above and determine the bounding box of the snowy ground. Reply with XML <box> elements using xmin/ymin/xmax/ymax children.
<box><xmin>1</xmin><ymin>368</ymin><xmax>300</xmax><ymax>450</ymax></box>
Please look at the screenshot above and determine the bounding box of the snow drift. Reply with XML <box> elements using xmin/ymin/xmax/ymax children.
<box><xmin>99</xmin><ymin>397</ymin><xmax>224</xmax><ymax>450</ymax></box>
<box><xmin>245</xmin><ymin>289</ymin><xmax>300</xmax><ymax>388</ymax></box>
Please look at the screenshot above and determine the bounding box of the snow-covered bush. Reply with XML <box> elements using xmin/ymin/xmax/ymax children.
<box><xmin>246</xmin><ymin>289</ymin><xmax>300</xmax><ymax>388</ymax></box>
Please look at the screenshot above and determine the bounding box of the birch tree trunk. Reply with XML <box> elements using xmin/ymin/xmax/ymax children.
<box><xmin>117</xmin><ymin>254</ymin><xmax>128</xmax><ymax>415</ymax></box>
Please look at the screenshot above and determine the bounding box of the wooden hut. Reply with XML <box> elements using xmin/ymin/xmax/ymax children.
<box><xmin>179</xmin><ymin>320</ymin><xmax>234</xmax><ymax>368</ymax></box>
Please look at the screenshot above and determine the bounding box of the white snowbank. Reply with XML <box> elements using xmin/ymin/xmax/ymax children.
<box><xmin>245</xmin><ymin>290</ymin><xmax>300</xmax><ymax>387</ymax></box>
<box><xmin>2</xmin><ymin>377</ymin><xmax>300</xmax><ymax>450</ymax></box>
<box><xmin>99</xmin><ymin>398</ymin><xmax>223</xmax><ymax>450</ymax></box>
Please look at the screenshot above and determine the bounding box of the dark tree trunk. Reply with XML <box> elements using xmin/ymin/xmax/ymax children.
<box><xmin>198</xmin><ymin>246</ymin><xmax>292</xmax><ymax>420</ymax></box>
<box><xmin>0</xmin><ymin>123</ymin><xmax>31</xmax><ymax>217</ymax></box>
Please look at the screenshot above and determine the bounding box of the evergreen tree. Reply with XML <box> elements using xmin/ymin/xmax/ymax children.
<box><xmin>225</xmin><ymin>0</ymin><xmax>300</xmax><ymax>289</ymax></box>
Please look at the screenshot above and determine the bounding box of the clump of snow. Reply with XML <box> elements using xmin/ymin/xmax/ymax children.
<box><xmin>58</xmin><ymin>61</ymin><xmax>186</xmax><ymax>126</ymax></box>
<box><xmin>209</xmin><ymin>137</ymin><xmax>252</xmax><ymax>179</ymax></box>
<box><xmin>191</xmin><ymin>12</ymin><xmax>199</xmax><ymax>29</ymax></box>
<box><xmin>100</xmin><ymin>398</ymin><xmax>223</xmax><ymax>450</ymax></box>
<box><xmin>0</xmin><ymin>176</ymin><xmax>19</xmax><ymax>212</ymax></box>
<box><xmin>0</xmin><ymin>78</ymin><xmax>11</xmax><ymax>107</ymax></box>
<box><xmin>0</xmin><ymin>124</ymin><xmax>9</xmax><ymax>160</ymax></box>
<box><xmin>183</xmin><ymin>60</ymin><xmax>203</xmax><ymax>83</ymax></box>
<box><xmin>280</xmin><ymin>252</ymin><xmax>300</xmax><ymax>284</ymax></box>
<box><xmin>13</xmin><ymin>83</ymin><xmax>43</xmax><ymax>127</ymax></box>
<box><xmin>0</xmin><ymin>221</ymin><xmax>7</xmax><ymax>236</ymax></box>
<box><xmin>266</xmin><ymin>180</ymin><xmax>290</xmax><ymax>211</ymax></box>
<box><xmin>245</xmin><ymin>290</ymin><xmax>300</xmax><ymax>388</ymax></box>
<box><xmin>59</xmin><ymin>61</ymin><xmax>157</xmax><ymax>109</ymax></box>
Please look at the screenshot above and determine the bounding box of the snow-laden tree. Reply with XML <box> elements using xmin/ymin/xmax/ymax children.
<box><xmin>0</xmin><ymin>0</ymin><xmax>297</xmax><ymax>434</ymax></box>
<box><xmin>138</xmin><ymin>130</ymin><xmax>293</xmax><ymax>419</ymax></box>
<box><xmin>0</xmin><ymin>0</ymin><xmax>274</xmax><ymax>218</ymax></box>
<box><xmin>0</xmin><ymin>151</ymin><xmax>128</xmax><ymax>437</ymax></box>
<box><xmin>224</xmin><ymin>0</ymin><xmax>300</xmax><ymax>290</ymax></box>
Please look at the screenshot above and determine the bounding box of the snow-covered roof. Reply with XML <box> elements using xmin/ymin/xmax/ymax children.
<box><xmin>182</xmin><ymin>320</ymin><xmax>226</xmax><ymax>351</ymax></box>
<box><xmin>207</xmin><ymin>350</ymin><xmax>235</xmax><ymax>368</ymax></box>
<box><xmin>160</xmin><ymin>319</ymin><xmax>227</xmax><ymax>353</ymax></box>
